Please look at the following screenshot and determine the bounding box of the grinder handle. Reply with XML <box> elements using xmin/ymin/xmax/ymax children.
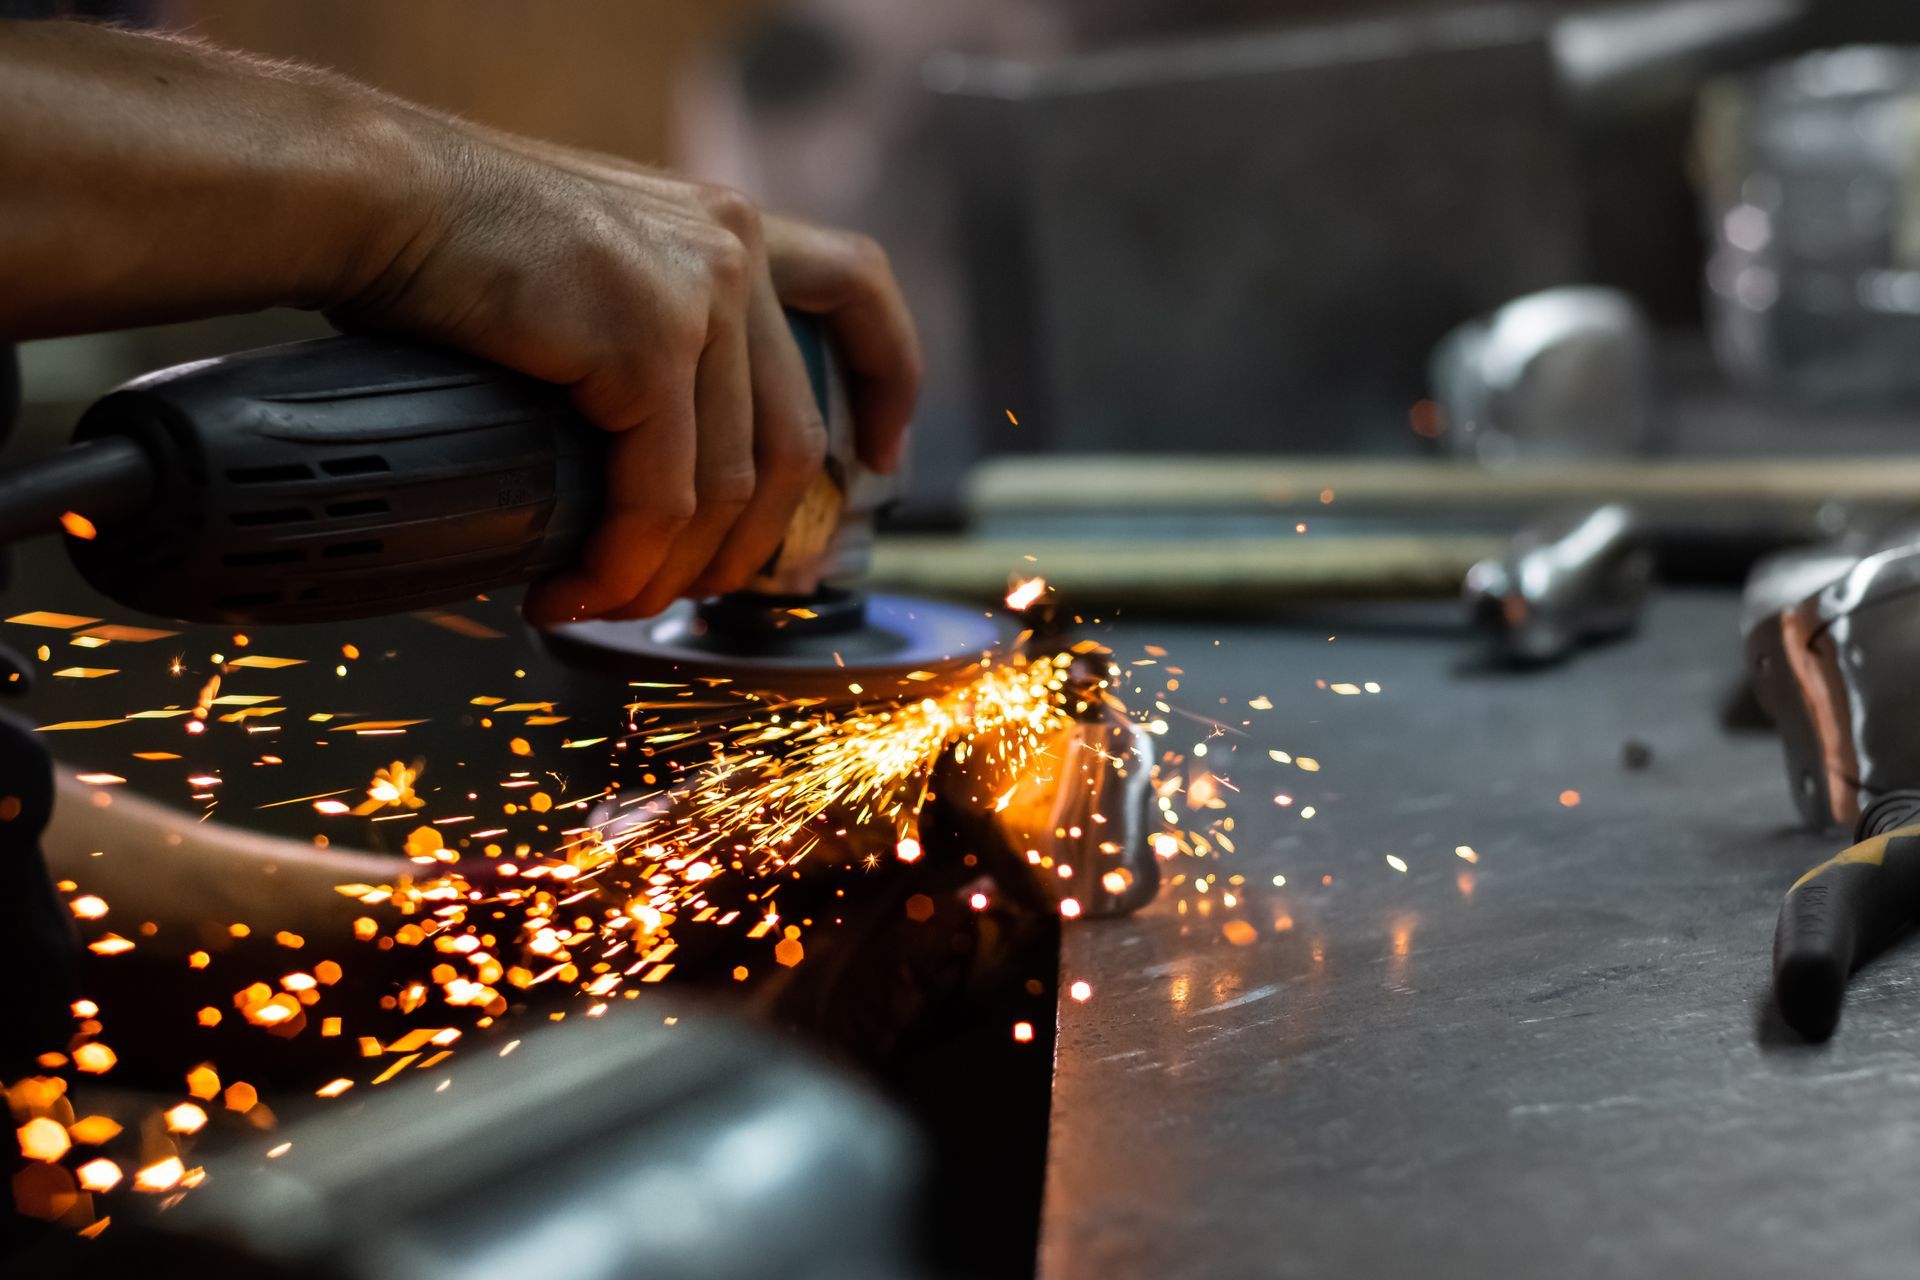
<box><xmin>63</xmin><ymin>316</ymin><xmax>836</xmax><ymax>625</ymax></box>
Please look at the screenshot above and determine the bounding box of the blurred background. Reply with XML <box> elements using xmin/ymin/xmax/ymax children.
<box><xmin>17</xmin><ymin>0</ymin><xmax>1920</xmax><ymax>521</ymax></box>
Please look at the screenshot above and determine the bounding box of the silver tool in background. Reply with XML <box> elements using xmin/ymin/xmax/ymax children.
<box><xmin>1738</xmin><ymin>519</ymin><xmax>1920</xmax><ymax>639</ymax></box>
<box><xmin>1748</xmin><ymin>538</ymin><xmax>1920</xmax><ymax>830</ymax></box>
<box><xmin>1431</xmin><ymin>287</ymin><xmax>1656</xmax><ymax>465</ymax></box>
<box><xmin>1464</xmin><ymin>504</ymin><xmax>1653</xmax><ymax>665</ymax></box>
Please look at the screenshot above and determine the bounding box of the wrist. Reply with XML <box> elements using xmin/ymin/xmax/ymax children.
<box><xmin>287</xmin><ymin>87</ymin><xmax>458</xmax><ymax>312</ymax></box>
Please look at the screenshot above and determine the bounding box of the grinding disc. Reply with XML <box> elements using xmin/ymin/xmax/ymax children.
<box><xmin>539</xmin><ymin>593</ymin><xmax>1003</xmax><ymax>699</ymax></box>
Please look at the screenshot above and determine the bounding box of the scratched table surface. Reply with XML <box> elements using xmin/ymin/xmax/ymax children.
<box><xmin>1044</xmin><ymin>590</ymin><xmax>1920</xmax><ymax>1280</ymax></box>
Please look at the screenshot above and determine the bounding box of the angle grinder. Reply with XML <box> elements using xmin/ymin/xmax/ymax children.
<box><xmin>0</xmin><ymin>315</ymin><xmax>997</xmax><ymax>696</ymax></box>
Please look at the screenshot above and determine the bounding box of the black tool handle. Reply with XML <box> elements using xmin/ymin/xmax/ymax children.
<box><xmin>64</xmin><ymin>334</ymin><xmax>606</xmax><ymax>624</ymax></box>
<box><xmin>1772</xmin><ymin>791</ymin><xmax>1920</xmax><ymax>1039</ymax></box>
<box><xmin>54</xmin><ymin>317</ymin><xmax>833</xmax><ymax>626</ymax></box>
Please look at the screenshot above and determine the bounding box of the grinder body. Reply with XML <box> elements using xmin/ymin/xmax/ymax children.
<box><xmin>65</xmin><ymin>317</ymin><xmax>865</xmax><ymax>625</ymax></box>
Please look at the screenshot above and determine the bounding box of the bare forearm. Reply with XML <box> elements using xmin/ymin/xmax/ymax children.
<box><xmin>0</xmin><ymin>19</ymin><xmax>923</xmax><ymax>627</ymax></box>
<box><xmin>46</xmin><ymin>771</ymin><xmax>399</xmax><ymax>947</ymax></box>
<box><xmin>0</xmin><ymin>19</ymin><xmax>431</xmax><ymax>340</ymax></box>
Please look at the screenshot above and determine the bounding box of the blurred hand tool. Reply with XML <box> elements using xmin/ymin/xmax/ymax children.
<box><xmin>1431</xmin><ymin>286</ymin><xmax>1655</xmax><ymax>465</ymax></box>
<box><xmin>1747</xmin><ymin>539</ymin><xmax>1920</xmax><ymax>830</ymax></box>
<box><xmin>1463</xmin><ymin>504</ymin><xmax>1652</xmax><ymax>665</ymax></box>
<box><xmin>1738</xmin><ymin>519</ymin><xmax>1920</xmax><ymax>640</ymax></box>
<box><xmin>1748</xmin><ymin>539</ymin><xmax>1920</xmax><ymax>1035</ymax></box>
<box><xmin>1771</xmin><ymin>791</ymin><xmax>1920</xmax><ymax>1039</ymax></box>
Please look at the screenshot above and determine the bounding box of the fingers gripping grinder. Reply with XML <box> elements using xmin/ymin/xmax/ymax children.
<box><xmin>17</xmin><ymin>315</ymin><xmax>995</xmax><ymax>693</ymax></box>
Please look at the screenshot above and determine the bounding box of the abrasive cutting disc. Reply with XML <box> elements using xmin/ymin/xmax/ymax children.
<box><xmin>540</xmin><ymin>593</ymin><xmax>1003</xmax><ymax>699</ymax></box>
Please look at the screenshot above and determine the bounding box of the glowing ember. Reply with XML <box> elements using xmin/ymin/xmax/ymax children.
<box><xmin>185</xmin><ymin>1064</ymin><xmax>219</xmax><ymax>1100</ymax></box>
<box><xmin>1004</xmin><ymin>576</ymin><xmax>1049</xmax><ymax>611</ymax></box>
<box><xmin>70</xmin><ymin>1044</ymin><xmax>115</xmax><ymax>1074</ymax></box>
<box><xmin>66</xmin><ymin>1116</ymin><xmax>120</xmax><ymax>1145</ymax></box>
<box><xmin>17</xmin><ymin>1117</ymin><xmax>70</xmax><ymax>1162</ymax></box>
<box><xmin>353</xmin><ymin>761</ymin><xmax>424</xmax><ymax>815</ymax></box>
<box><xmin>75</xmin><ymin>1158</ymin><xmax>121</xmax><ymax>1192</ymax></box>
<box><xmin>133</xmin><ymin>1156</ymin><xmax>185</xmax><ymax>1193</ymax></box>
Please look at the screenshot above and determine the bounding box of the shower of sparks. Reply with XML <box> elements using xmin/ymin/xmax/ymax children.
<box><xmin>0</xmin><ymin>587</ymin><xmax>1425</xmax><ymax>1236</ymax></box>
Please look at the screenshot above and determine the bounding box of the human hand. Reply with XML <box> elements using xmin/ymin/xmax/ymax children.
<box><xmin>335</xmin><ymin>124</ymin><xmax>920</xmax><ymax>625</ymax></box>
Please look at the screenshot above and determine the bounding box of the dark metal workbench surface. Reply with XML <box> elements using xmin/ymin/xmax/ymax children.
<box><xmin>1044</xmin><ymin>591</ymin><xmax>1920</xmax><ymax>1280</ymax></box>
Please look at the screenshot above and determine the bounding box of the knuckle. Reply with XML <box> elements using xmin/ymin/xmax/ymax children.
<box><xmin>622</xmin><ymin>300</ymin><xmax>707</xmax><ymax>375</ymax></box>
<box><xmin>699</xmin><ymin>184</ymin><xmax>764</xmax><ymax>243</ymax></box>
<box><xmin>700</xmin><ymin>465</ymin><xmax>758</xmax><ymax>511</ymax></box>
<box><xmin>649</xmin><ymin>490</ymin><xmax>698</xmax><ymax>532</ymax></box>
<box><xmin>767</xmin><ymin>415</ymin><xmax>829</xmax><ymax>479</ymax></box>
<box><xmin>702</xmin><ymin>232</ymin><xmax>753</xmax><ymax>299</ymax></box>
<box><xmin>663</xmin><ymin>302</ymin><xmax>713</xmax><ymax>361</ymax></box>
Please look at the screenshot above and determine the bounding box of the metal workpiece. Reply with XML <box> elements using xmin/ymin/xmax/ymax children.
<box><xmin>1041</xmin><ymin>594</ymin><xmax>1920</xmax><ymax>1280</ymax></box>
<box><xmin>65</xmin><ymin>1008</ymin><xmax>921</xmax><ymax>1280</ymax></box>
<box><xmin>1748</xmin><ymin>540</ymin><xmax>1920</xmax><ymax>830</ymax></box>
<box><xmin>1463</xmin><ymin>503</ymin><xmax>1652</xmax><ymax>665</ymax></box>
<box><xmin>923</xmin><ymin>656</ymin><xmax>1162</xmax><ymax>919</ymax></box>
<box><xmin>1431</xmin><ymin>286</ymin><xmax>1655</xmax><ymax>465</ymax></box>
<box><xmin>1008</xmin><ymin>711</ymin><xmax>1162</xmax><ymax>919</ymax></box>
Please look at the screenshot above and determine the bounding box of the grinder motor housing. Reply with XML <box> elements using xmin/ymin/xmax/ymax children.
<box><xmin>63</xmin><ymin>313</ymin><xmax>882</xmax><ymax>625</ymax></box>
